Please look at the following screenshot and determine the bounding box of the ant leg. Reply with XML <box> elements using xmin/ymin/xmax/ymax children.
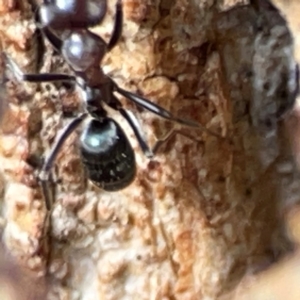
<box><xmin>41</xmin><ymin>205</ymin><xmax>53</xmax><ymax>270</ymax></box>
<box><xmin>41</xmin><ymin>26</ymin><xmax>63</xmax><ymax>53</ymax></box>
<box><xmin>109</xmin><ymin>95</ymin><xmax>153</xmax><ymax>157</ymax></box>
<box><xmin>115</xmin><ymin>85</ymin><xmax>199</xmax><ymax>127</ymax></box>
<box><xmin>114</xmin><ymin>84</ymin><xmax>222</xmax><ymax>138</ymax></box>
<box><xmin>36</xmin><ymin>1</ymin><xmax>63</xmax><ymax>52</ymax></box>
<box><xmin>3</xmin><ymin>53</ymin><xmax>75</xmax><ymax>83</ymax></box>
<box><xmin>107</xmin><ymin>0</ymin><xmax>123</xmax><ymax>51</ymax></box>
<box><xmin>152</xmin><ymin>130</ymin><xmax>176</xmax><ymax>154</ymax></box>
<box><xmin>39</xmin><ymin>113</ymin><xmax>87</xmax><ymax>210</ymax></box>
<box><xmin>119</xmin><ymin>109</ymin><xmax>154</xmax><ymax>158</ymax></box>
<box><xmin>152</xmin><ymin>129</ymin><xmax>201</xmax><ymax>154</ymax></box>
<box><xmin>17</xmin><ymin>73</ymin><xmax>74</xmax><ymax>83</ymax></box>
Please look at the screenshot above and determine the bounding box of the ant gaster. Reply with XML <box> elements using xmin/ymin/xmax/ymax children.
<box><xmin>4</xmin><ymin>0</ymin><xmax>218</xmax><ymax>211</ymax></box>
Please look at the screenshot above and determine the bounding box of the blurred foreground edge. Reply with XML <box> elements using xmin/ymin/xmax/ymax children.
<box><xmin>220</xmin><ymin>250</ymin><xmax>300</xmax><ymax>300</ymax></box>
<box><xmin>0</xmin><ymin>243</ymin><xmax>47</xmax><ymax>300</ymax></box>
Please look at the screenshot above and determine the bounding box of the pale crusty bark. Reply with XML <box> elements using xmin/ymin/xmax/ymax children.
<box><xmin>220</xmin><ymin>1</ymin><xmax>300</xmax><ymax>299</ymax></box>
<box><xmin>0</xmin><ymin>0</ymin><xmax>298</xmax><ymax>299</ymax></box>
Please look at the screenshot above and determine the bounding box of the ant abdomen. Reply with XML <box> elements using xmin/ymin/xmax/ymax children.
<box><xmin>79</xmin><ymin>118</ymin><xmax>136</xmax><ymax>191</ymax></box>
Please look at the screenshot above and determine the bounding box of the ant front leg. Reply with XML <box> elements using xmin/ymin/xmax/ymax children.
<box><xmin>3</xmin><ymin>53</ymin><xmax>76</xmax><ymax>83</ymax></box>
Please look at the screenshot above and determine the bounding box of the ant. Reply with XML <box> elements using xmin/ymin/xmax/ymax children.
<box><xmin>4</xmin><ymin>0</ymin><xmax>219</xmax><ymax>219</ymax></box>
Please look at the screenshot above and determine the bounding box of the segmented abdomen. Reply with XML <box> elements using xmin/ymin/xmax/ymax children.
<box><xmin>79</xmin><ymin>118</ymin><xmax>136</xmax><ymax>191</ymax></box>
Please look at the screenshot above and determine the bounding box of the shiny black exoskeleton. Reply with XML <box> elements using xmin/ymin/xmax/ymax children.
<box><xmin>80</xmin><ymin>118</ymin><xmax>136</xmax><ymax>191</ymax></box>
<box><xmin>4</xmin><ymin>0</ymin><xmax>212</xmax><ymax>210</ymax></box>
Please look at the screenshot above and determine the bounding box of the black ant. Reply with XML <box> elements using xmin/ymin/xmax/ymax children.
<box><xmin>4</xmin><ymin>0</ymin><xmax>219</xmax><ymax>215</ymax></box>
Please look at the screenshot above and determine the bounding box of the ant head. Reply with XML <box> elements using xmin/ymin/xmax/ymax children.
<box><xmin>39</xmin><ymin>0</ymin><xmax>107</xmax><ymax>29</ymax></box>
<box><xmin>62</xmin><ymin>30</ymin><xmax>107</xmax><ymax>72</ymax></box>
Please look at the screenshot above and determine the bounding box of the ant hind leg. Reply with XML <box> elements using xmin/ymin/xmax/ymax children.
<box><xmin>152</xmin><ymin>128</ymin><xmax>203</xmax><ymax>155</ymax></box>
<box><xmin>109</xmin><ymin>95</ymin><xmax>154</xmax><ymax>158</ymax></box>
<box><xmin>39</xmin><ymin>114</ymin><xmax>87</xmax><ymax>210</ymax></box>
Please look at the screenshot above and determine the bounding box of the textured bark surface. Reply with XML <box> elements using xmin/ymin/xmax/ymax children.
<box><xmin>0</xmin><ymin>0</ymin><xmax>299</xmax><ymax>299</ymax></box>
<box><xmin>220</xmin><ymin>0</ymin><xmax>300</xmax><ymax>299</ymax></box>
